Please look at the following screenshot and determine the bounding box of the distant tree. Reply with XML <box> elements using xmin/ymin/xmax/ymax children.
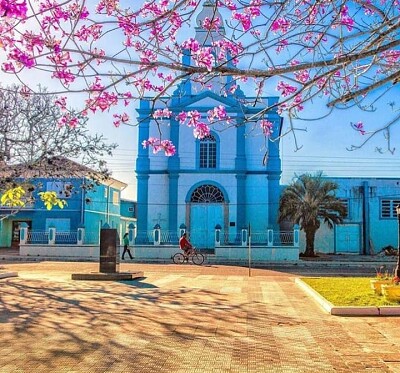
<box><xmin>0</xmin><ymin>84</ymin><xmax>116</xmax><ymax>213</ymax></box>
<box><xmin>278</xmin><ymin>172</ymin><xmax>347</xmax><ymax>257</ymax></box>
<box><xmin>1</xmin><ymin>0</ymin><xmax>399</xmax><ymax>155</ymax></box>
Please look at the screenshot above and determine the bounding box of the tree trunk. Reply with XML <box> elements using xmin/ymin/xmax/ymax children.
<box><xmin>304</xmin><ymin>226</ymin><xmax>318</xmax><ymax>257</ymax></box>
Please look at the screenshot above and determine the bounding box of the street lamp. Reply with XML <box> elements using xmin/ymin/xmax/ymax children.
<box><xmin>396</xmin><ymin>205</ymin><xmax>400</xmax><ymax>278</ymax></box>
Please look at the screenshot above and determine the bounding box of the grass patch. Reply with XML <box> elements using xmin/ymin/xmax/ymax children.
<box><xmin>301</xmin><ymin>277</ymin><xmax>400</xmax><ymax>307</ymax></box>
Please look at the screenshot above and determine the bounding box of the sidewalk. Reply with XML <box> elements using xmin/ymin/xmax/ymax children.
<box><xmin>1</xmin><ymin>262</ymin><xmax>400</xmax><ymax>373</ymax></box>
<box><xmin>0</xmin><ymin>247</ymin><xmax>397</xmax><ymax>266</ymax></box>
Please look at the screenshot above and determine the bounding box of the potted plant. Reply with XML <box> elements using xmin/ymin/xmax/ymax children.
<box><xmin>382</xmin><ymin>276</ymin><xmax>400</xmax><ymax>302</ymax></box>
<box><xmin>370</xmin><ymin>265</ymin><xmax>393</xmax><ymax>295</ymax></box>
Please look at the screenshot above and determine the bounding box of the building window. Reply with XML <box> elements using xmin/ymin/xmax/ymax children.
<box><xmin>381</xmin><ymin>199</ymin><xmax>400</xmax><ymax>218</ymax></box>
<box><xmin>199</xmin><ymin>134</ymin><xmax>217</xmax><ymax>169</ymax></box>
<box><xmin>112</xmin><ymin>191</ymin><xmax>119</xmax><ymax>205</ymax></box>
<box><xmin>190</xmin><ymin>184</ymin><xmax>225</xmax><ymax>203</ymax></box>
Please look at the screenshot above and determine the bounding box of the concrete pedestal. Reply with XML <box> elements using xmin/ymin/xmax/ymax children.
<box><xmin>71</xmin><ymin>271</ymin><xmax>144</xmax><ymax>281</ymax></box>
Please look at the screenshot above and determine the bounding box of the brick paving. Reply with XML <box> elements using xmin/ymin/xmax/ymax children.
<box><xmin>1</xmin><ymin>262</ymin><xmax>400</xmax><ymax>373</ymax></box>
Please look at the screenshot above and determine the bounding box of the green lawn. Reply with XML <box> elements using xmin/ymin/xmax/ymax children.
<box><xmin>301</xmin><ymin>277</ymin><xmax>400</xmax><ymax>307</ymax></box>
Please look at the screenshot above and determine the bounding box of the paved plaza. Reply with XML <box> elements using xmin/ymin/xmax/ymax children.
<box><xmin>1</xmin><ymin>261</ymin><xmax>400</xmax><ymax>373</ymax></box>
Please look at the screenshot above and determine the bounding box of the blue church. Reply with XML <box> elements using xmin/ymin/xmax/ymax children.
<box><xmin>135</xmin><ymin>1</ymin><xmax>283</xmax><ymax>249</ymax></box>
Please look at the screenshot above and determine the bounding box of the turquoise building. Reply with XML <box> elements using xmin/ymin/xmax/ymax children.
<box><xmin>135</xmin><ymin>2</ymin><xmax>283</xmax><ymax>248</ymax></box>
<box><xmin>0</xmin><ymin>158</ymin><xmax>134</xmax><ymax>248</ymax></box>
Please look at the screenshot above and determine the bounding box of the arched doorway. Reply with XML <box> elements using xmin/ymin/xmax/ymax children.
<box><xmin>188</xmin><ymin>184</ymin><xmax>226</xmax><ymax>249</ymax></box>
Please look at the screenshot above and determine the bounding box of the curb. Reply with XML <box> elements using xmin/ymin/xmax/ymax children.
<box><xmin>0</xmin><ymin>272</ymin><xmax>18</xmax><ymax>279</ymax></box>
<box><xmin>295</xmin><ymin>278</ymin><xmax>400</xmax><ymax>316</ymax></box>
<box><xmin>0</xmin><ymin>254</ymin><xmax>396</xmax><ymax>268</ymax></box>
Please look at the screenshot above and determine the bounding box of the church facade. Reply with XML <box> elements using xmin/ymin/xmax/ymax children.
<box><xmin>134</xmin><ymin>2</ymin><xmax>283</xmax><ymax>249</ymax></box>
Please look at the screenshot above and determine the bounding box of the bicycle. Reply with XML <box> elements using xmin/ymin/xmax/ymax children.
<box><xmin>172</xmin><ymin>248</ymin><xmax>205</xmax><ymax>265</ymax></box>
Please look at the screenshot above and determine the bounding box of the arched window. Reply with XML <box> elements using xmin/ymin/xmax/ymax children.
<box><xmin>190</xmin><ymin>184</ymin><xmax>225</xmax><ymax>203</ymax></box>
<box><xmin>199</xmin><ymin>134</ymin><xmax>217</xmax><ymax>169</ymax></box>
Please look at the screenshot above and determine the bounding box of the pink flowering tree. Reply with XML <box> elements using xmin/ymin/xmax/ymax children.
<box><xmin>0</xmin><ymin>0</ymin><xmax>399</xmax><ymax>156</ymax></box>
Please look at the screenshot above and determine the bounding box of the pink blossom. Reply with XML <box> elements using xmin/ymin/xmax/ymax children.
<box><xmin>187</xmin><ymin>110</ymin><xmax>202</xmax><ymax>127</ymax></box>
<box><xmin>232</xmin><ymin>11</ymin><xmax>251</xmax><ymax>31</ymax></box>
<box><xmin>276</xmin><ymin>81</ymin><xmax>297</xmax><ymax>97</ymax></box>
<box><xmin>113</xmin><ymin>113</ymin><xmax>130</xmax><ymax>127</ymax></box>
<box><xmin>96</xmin><ymin>0</ymin><xmax>118</xmax><ymax>15</ymax></box>
<box><xmin>58</xmin><ymin>113</ymin><xmax>79</xmax><ymax>128</ymax></box>
<box><xmin>118</xmin><ymin>16</ymin><xmax>139</xmax><ymax>37</ymax></box>
<box><xmin>52</xmin><ymin>69</ymin><xmax>75</xmax><ymax>85</ymax></box>
<box><xmin>140</xmin><ymin>50</ymin><xmax>158</xmax><ymax>64</ymax></box>
<box><xmin>228</xmin><ymin>85</ymin><xmax>238</xmax><ymax>94</ymax></box>
<box><xmin>195</xmin><ymin>48</ymin><xmax>215</xmax><ymax>71</ymax></box>
<box><xmin>86</xmin><ymin>91</ymin><xmax>118</xmax><ymax>113</ymax></box>
<box><xmin>381</xmin><ymin>50</ymin><xmax>400</xmax><ymax>65</ymax></box>
<box><xmin>75</xmin><ymin>24</ymin><xmax>102</xmax><ymax>42</ymax></box>
<box><xmin>292</xmin><ymin>94</ymin><xmax>304</xmax><ymax>111</ymax></box>
<box><xmin>181</xmin><ymin>38</ymin><xmax>200</xmax><ymax>52</ymax></box>
<box><xmin>8</xmin><ymin>48</ymin><xmax>35</xmax><ymax>68</ymax></box>
<box><xmin>1</xmin><ymin>0</ymin><xmax>27</xmax><ymax>18</ymax></box>
<box><xmin>271</xmin><ymin>17</ymin><xmax>292</xmax><ymax>34</ymax></box>
<box><xmin>153</xmin><ymin>108</ymin><xmax>172</xmax><ymax>119</ymax></box>
<box><xmin>149</xmin><ymin>22</ymin><xmax>165</xmax><ymax>42</ymax></box>
<box><xmin>2</xmin><ymin>62</ymin><xmax>16</xmax><ymax>72</ymax></box>
<box><xmin>142</xmin><ymin>137</ymin><xmax>158</xmax><ymax>149</ymax></box>
<box><xmin>213</xmin><ymin>40</ymin><xmax>243</xmax><ymax>65</ymax></box>
<box><xmin>208</xmin><ymin>105</ymin><xmax>229</xmax><ymax>122</ymax></box>
<box><xmin>47</xmin><ymin>51</ymin><xmax>72</xmax><ymax>67</ymax></box>
<box><xmin>55</xmin><ymin>96</ymin><xmax>68</xmax><ymax>111</ymax></box>
<box><xmin>219</xmin><ymin>0</ymin><xmax>237</xmax><ymax>11</ymax></box>
<box><xmin>19</xmin><ymin>86</ymin><xmax>31</xmax><ymax>98</ymax></box>
<box><xmin>193</xmin><ymin>122</ymin><xmax>210</xmax><ymax>139</ymax></box>
<box><xmin>142</xmin><ymin>138</ymin><xmax>176</xmax><ymax>156</ymax></box>
<box><xmin>123</xmin><ymin>92</ymin><xmax>133</xmax><ymax>106</ymax></box>
<box><xmin>23</xmin><ymin>32</ymin><xmax>45</xmax><ymax>53</ymax></box>
<box><xmin>161</xmin><ymin>140</ymin><xmax>176</xmax><ymax>156</ymax></box>
<box><xmin>294</xmin><ymin>69</ymin><xmax>310</xmax><ymax>83</ymax></box>
<box><xmin>260</xmin><ymin>120</ymin><xmax>273</xmax><ymax>136</ymax></box>
<box><xmin>332</xmin><ymin>5</ymin><xmax>355</xmax><ymax>31</ymax></box>
<box><xmin>202</xmin><ymin>16</ymin><xmax>221</xmax><ymax>30</ymax></box>
<box><xmin>276</xmin><ymin>39</ymin><xmax>289</xmax><ymax>53</ymax></box>
<box><xmin>68</xmin><ymin>3</ymin><xmax>89</xmax><ymax>20</ymax></box>
<box><xmin>352</xmin><ymin>121</ymin><xmax>366</xmax><ymax>135</ymax></box>
<box><xmin>340</xmin><ymin>15</ymin><xmax>354</xmax><ymax>31</ymax></box>
<box><xmin>245</xmin><ymin>0</ymin><xmax>262</xmax><ymax>18</ymax></box>
<box><xmin>176</xmin><ymin>111</ymin><xmax>187</xmax><ymax>124</ymax></box>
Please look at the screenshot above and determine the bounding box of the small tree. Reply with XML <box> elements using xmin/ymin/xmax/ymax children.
<box><xmin>0</xmin><ymin>85</ymin><xmax>116</xmax><ymax>213</ymax></box>
<box><xmin>278</xmin><ymin>172</ymin><xmax>347</xmax><ymax>257</ymax></box>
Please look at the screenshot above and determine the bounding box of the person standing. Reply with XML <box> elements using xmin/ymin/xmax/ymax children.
<box><xmin>122</xmin><ymin>232</ymin><xmax>133</xmax><ymax>260</ymax></box>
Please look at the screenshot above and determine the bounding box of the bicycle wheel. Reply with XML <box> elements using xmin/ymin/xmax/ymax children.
<box><xmin>192</xmin><ymin>253</ymin><xmax>204</xmax><ymax>265</ymax></box>
<box><xmin>173</xmin><ymin>253</ymin><xmax>185</xmax><ymax>264</ymax></box>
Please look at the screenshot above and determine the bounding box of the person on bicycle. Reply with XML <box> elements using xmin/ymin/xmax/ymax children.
<box><xmin>179</xmin><ymin>232</ymin><xmax>194</xmax><ymax>258</ymax></box>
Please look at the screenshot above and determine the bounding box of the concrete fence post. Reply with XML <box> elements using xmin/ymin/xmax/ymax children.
<box><xmin>19</xmin><ymin>223</ymin><xmax>29</xmax><ymax>245</ymax></box>
<box><xmin>77</xmin><ymin>227</ymin><xmax>85</xmax><ymax>245</ymax></box>
<box><xmin>153</xmin><ymin>224</ymin><xmax>161</xmax><ymax>246</ymax></box>
<box><xmin>241</xmin><ymin>228</ymin><xmax>248</xmax><ymax>247</ymax></box>
<box><xmin>48</xmin><ymin>227</ymin><xmax>56</xmax><ymax>245</ymax></box>
<box><xmin>267</xmin><ymin>229</ymin><xmax>273</xmax><ymax>247</ymax></box>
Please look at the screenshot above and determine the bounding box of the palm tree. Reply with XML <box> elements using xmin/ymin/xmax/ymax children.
<box><xmin>278</xmin><ymin>172</ymin><xmax>347</xmax><ymax>257</ymax></box>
